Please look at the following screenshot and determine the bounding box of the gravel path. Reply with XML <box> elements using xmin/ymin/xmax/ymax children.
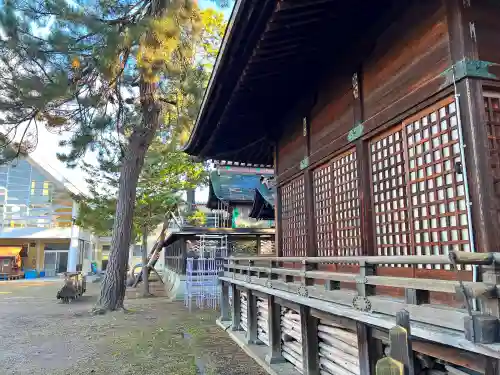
<box><xmin>0</xmin><ymin>280</ymin><xmax>267</xmax><ymax>375</ymax></box>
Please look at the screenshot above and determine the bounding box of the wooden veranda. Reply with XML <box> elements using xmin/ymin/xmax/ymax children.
<box><xmin>185</xmin><ymin>0</ymin><xmax>500</xmax><ymax>374</ymax></box>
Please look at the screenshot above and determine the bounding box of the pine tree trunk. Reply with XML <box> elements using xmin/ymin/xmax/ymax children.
<box><xmin>96</xmin><ymin>79</ymin><xmax>161</xmax><ymax>311</ymax></box>
<box><xmin>141</xmin><ymin>227</ymin><xmax>150</xmax><ymax>297</ymax></box>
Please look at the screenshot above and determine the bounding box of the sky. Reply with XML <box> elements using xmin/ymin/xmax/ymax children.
<box><xmin>30</xmin><ymin>0</ymin><xmax>234</xmax><ymax>202</ymax></box>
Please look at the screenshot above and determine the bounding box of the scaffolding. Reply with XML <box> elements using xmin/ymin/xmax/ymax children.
<box><xmin>185</xmin><ymin>234</ymin><xmax>228</xmax><ymax>311</ymax></box>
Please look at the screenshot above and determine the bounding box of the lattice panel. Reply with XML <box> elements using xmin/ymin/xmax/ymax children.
<box><xmin>281</xmin><ymin>176</ymin><xmax>306</xmax><ymax>256</ymax></box>
<box><xmin>371</xmin><ymin>129</ymin><xmax>410</xmax><ymax>266</ymax></box>
<box><xmin>313</xmin><ymin>164</ymin><xmax>335</xmax><ymax>256</ymax></box>
<box><xmin>485</xmin><ymin>93</ymin><xmax>500</xmax><ymax>236</ymax></box>
<box><xmin>405</xmin><ymin>101</ymin><xmax>470</xmax><ymax>270</ymax></box>
<box><xmin>332</xmin><ymin>150</ymin><xmax>361</xmax><ymax>257</ymax></box>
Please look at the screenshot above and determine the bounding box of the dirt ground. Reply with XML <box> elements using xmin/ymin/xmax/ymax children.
<box><xmin>0</xmin><ymin>279</ymin><xmax>267</xmax><ymax>375</ymax></box>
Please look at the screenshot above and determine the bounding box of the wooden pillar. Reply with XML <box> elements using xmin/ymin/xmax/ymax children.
<box><xmin>485</xmin><ymin>358</ymin><xmax>500</xmax><ymax>375</ymax></box>
<box><xmin>265</xmin><ymin>294</ymin><xmax>285</xmax><ymax>364</ymax></box>
<box><xmin>274</xmin><ymin>145</ymin><xmax>283</xmax><ymax>257</ymax></box>
<box><xmin>300</xmin><ymin>305</ymin><xmax>319</xmax><ymax>375</ymax></box>
<box><xmin>304</xmin><ymin>170</ymin><xmax>317</xmax><ymax>258</ymax></box>
<box><xmin>357</xmin><ymin>139</ymin><xmax>375</xmax><ymax>257</ymax></box>
<box><xmin>180</xmin><ymin>239</ymin><xmax>187</xmax><ymax>275</ymax></box>
<box><xmin>392</xmin><ymin>310</ymin><xmax>415</xmax><ymax>375</ymax></box>
<box><xmin>246</xmin><ymin>289</ymin><xmax>259</xmax><ymax>344</ymax></box>
<box><xmin>444</xmin><ymin>0</ymin><xmax>497</xmax><ymax>254</ymax></box>
<box><xmin>219</xmin><ymin>281</ymin><xmax>230</xmax><ymax>321</ymax></box>
<box><xmin>357</xmin><ymin>262</ymin><xmax>376</xmax><ymax>297</ymax></box>
<box><xmin>231</xmin><ymin>284</ymin><xmax>241</xmax><ymax>331</ymax></box>
<box><xmin>303</xmin><ymin>113</ymin><xmax>317</xmax><ymax>258</ymax></box>
<box><xmin>352</xmin><ymin>67</ymin><xmax>375</xmax><ymax>258</ymax></box>
<box><xmin>357</xmin><ymin>322</ymin><xmax>380</xmax><ymax>375</ymax></box>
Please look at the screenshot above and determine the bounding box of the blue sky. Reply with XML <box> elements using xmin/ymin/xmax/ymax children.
<box><xmin>33</xmin><ymin>0</ymin><xmax>234</xmax><ymax>201</ymax></box>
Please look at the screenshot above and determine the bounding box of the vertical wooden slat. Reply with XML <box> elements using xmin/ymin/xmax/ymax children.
<box><xmin>265</xmin><ymin>295</ymin><xmax>285</xmax><ymax>364</ymax></box>
<box><xmin>231</xmin><ymin>284</ymin><xmax>241</xmax><ymax>331</ymax></box>
<box><xmin>300</xmin><ymin>305</ymin><xmax>319</xmax><ymax>375</ymax></box>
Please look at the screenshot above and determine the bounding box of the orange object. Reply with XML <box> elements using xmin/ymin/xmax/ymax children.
<box><xmin>0</xmin><ymin>247</ymin><xmax>22</xmax><ymax>257</ymax></box>
<box><xmin>0</xmin><ymin>247</ymin><xmax>22</xmax><ymax>268</ymax></box>
<box><xmin>71</xmin><ymin>57</ymin><xmax>80</xmax><ymax>69</ymax></box>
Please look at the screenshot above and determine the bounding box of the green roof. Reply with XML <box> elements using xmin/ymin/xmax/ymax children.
<box><xmin>207</xmin><ymin>170</ymin><xmax>273</xmax><ymax>209</ymax></box>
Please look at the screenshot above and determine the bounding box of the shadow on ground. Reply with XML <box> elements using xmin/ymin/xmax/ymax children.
<box><xmin>0</xmin><ymin>281</ymin><xmax>266</xmax><ymax>375</ymax></box>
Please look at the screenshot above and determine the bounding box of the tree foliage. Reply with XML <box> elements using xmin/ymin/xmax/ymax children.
<box><xmin>0</xmin><ymin>0</ymin><xmax>227</xmax><ymax>311</ymax></box>
<box><xmin>76</xmin><ymin>138</ymin><xmax>207</xmax><ymax>239</ymax></box>
<box><xmin>0</xmin><ymin>0</ymin><xmax>226</xmax><ymax>162</ymax></box>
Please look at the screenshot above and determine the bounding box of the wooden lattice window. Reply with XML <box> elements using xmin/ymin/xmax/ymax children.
<box><xmin>485</xmin><ymin>92</ymin><xmax>500</xmax><ymax>231</ymax></box>
<box><xmin>332</xmin><ymin>150</ymin><xmax>361</xmax><ymax>257</ymax></box>
<box><xmin>313</xmin><ymin>165</ymin><xmax>335</xmax><ymax>256</ymax></box>
<box><xmin>281</xmin><ymin>176</ymin><xmax>306</xmax><ymax>256</ymax></box>
<box><xmin>404</xmin><ymin>100</ymin><xmax>469</xmax><ymax>270</ymax></box>
<box><xmin>370</xmin><ymin>129</ymin><xmax>410</xmax><ymax>266</ymax></box>
<box><xmin>370</xmin><ymin>98</ymin><xmax>472</xmax><ymax>269</ymax></box>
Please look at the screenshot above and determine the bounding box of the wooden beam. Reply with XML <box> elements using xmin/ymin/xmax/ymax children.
<box><xmin>276</xmin><ymin>0</ymin><xmax>333</xmax><ymax>12</ymax></box>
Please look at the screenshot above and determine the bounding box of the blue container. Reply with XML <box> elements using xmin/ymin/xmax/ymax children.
<box><xmin>24</xmin><ymin>270</ymin><xmax>38</xmax><ymax>279</ymax></box>
<box><xmin>39</xmin><ymin>271</ymin><xmax>45</xmax><ymax>278</ymax></box>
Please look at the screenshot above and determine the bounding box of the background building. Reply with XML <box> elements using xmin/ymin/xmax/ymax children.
<box><xmin>0</xmin><ymin>155</ymin><xmax>96</xmax><ymax>276</ymax></box>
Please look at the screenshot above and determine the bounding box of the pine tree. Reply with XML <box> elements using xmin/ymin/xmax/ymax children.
<box><xmin>77</xmin><ymin>138</ymin><xmax>207</xmax><ymax>296</ymax></box>
<box><xmin>0</xmin><ymin>0</ymin><xmax>226</xmax><ymax>311</ymax></box>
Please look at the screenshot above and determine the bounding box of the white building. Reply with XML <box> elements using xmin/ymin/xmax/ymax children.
<box><xmin>0</xmin><ymin>155</ymin><xmax>96</xmax><ymax>276</ymax></box>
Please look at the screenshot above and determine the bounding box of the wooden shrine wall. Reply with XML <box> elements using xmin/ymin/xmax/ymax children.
<box><xmin>272</xmin><ymin>1</ymin><xmax>488</xmax><ymax>302</ymax></box>
<box><xmin>362</xmin><ymin>1</ymin><xmax>451</xmax><ymax>122</ymax></box>
<box><xmin>274</xmin><ymin>0</ymin><xmax>500</xmax><ymax>276</ymax></box>
<box><xmin>474</xmin><ymin>0</ymin><xmax>500</xmax><ymax>77</ymax></box>
<box><xmin>277</xmin><ymin>116</ymin><xmax>305</xmax><ymax>175</ymax></box>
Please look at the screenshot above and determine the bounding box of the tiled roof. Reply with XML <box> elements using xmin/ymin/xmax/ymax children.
<box><xmin>207</xmin><ymin>170</ymin><xmax>273</xmax><ymax>208</ymax></box>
